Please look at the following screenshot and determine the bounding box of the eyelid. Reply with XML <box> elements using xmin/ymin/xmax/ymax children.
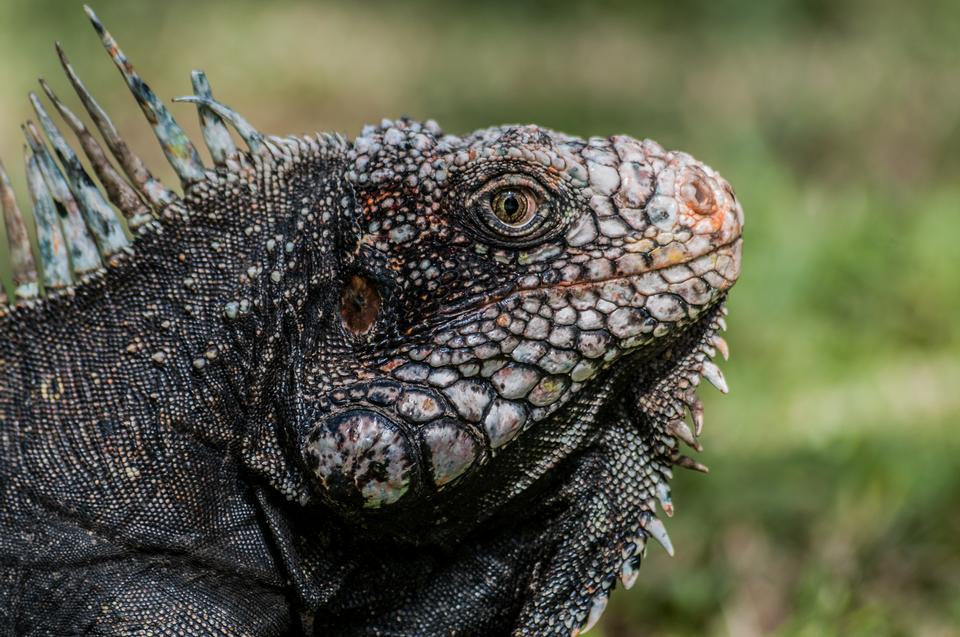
<box><xmin>470</xmin><ymin>174</ymin><xmax>547</xmax><ymax>204</ymax></box>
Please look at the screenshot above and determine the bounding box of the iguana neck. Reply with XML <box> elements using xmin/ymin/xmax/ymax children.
<box><xmin>0</xmin><ymin>154</ymin><xmax>343</xmax><ymax>468</ymax></box>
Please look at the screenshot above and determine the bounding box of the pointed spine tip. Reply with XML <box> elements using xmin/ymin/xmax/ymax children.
<box><xmin>686</xmin><ymin>394</ymin><xmax>705</xmax><ymax>436</ymax></box>
<box><xmin>619</xmin><ymin>555</ymin><xmax>641</xmax><ymax>590</ymax></box>
<box><xmin>22</xmin><ymin>121</ymin><xmax>49</xmax><ymax>160</ymax></box>
<box><xmin>23</xmin><ymin>120</ymin><xmax>103</xmax><ymax>276</ymax></box>
<box><xmin>54</xmin><ymin>41</ymin><xmax>72</xmax><ymax>70</ymax></box>
<box><xmin>701</xmin><ymin>360</ymin><xmax>729</xmax><ymax>394</ymax></box>
<box><xmin>31</xmin><ymin>87</ymin><xmax>128</xmax><ymax>257</ymax></box>
<box><xmin>655</xmin><ymin>480</ymin><xmax>674</xmax><ymax>517</ymax></box>
<box><xmin>30</xmin><ymin>91</ymin><xmax>73</xmax><ymax>165</ymax></box>
<box><xmin>56</xmin><ymin>41</ymin><xmax>175</xmax><ymax>207</ymax></box>
<box><xmin>88</xmin><ymin>10</ymin><xmax>205</xmax><ymax>184</ymax></box>
<box><xmin>666</xmin><ymin>418</ymin><xmax>701</xmax><ymax>452</ymax></box>
<box><xmin>190</xmin><ymin>69</ymin><xmax>209</xmax><ymax>90</ymax></box>
<box><xmin>41</xmin><ymin>77</ymin><xmax>151</xmax><ymax>225</ymax></box>
<box><xmin>84</xmin><ymin>5</ymin><xmax>103</xmax><ymax>33</ymax></box>
<box><xmin>579</xmin><ymin>592</ymin><xmax>609</xmax><ymax>634</ymax></box>
<box><xmin>25</xmin><ymin>149</ymin><xmax>72</xmax><ymax>290</ymax></box>
<box><xmin>642</xmin><ymin>515</ymin><xmax>674</xmax><ymax>557</ymax></box>
<box><xmin>39</xmin><ymin>78</ymin><xmax>82</xmax><ymax>129</ymax></box>
<box><xmin>674</xmin><ymin>454</ymin><xmax>710</xmax><ymax>474</ymax></box>
<box><xmin>712</xmin><ymin>335</ymin><xmax>730</xmax><ymax>360</ymax></box>
<box><xmin>188</xmin><ymin>70</ymin><xmax>237</xmax><ymax>166</ymax></box>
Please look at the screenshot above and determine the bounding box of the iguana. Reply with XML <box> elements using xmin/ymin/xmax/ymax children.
<box><xmin>0</xmin><ymin>6</ymin><xmax>743</xmax><ymax>636</ymax></box>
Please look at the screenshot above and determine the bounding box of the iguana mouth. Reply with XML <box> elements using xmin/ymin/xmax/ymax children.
<box><xmin>516</xmin><ymin>235</ymin><xmax>741</xmax><ymax>301</ymax></box>
<box><xmin>421</xmin><ymin>235</ymin><xmax>742</xmax><ymax>338</ymax></box>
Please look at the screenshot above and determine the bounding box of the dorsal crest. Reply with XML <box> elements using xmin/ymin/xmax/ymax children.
<box><xmin>0</xmin><ymin>5</ymin><xmax>346</xmax><ymax>313</ymax></box>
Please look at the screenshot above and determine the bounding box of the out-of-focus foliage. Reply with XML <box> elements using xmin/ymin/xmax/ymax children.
<box><xmin>0</xmin><ymin>1</ymin><xmax>957</xmax><ymax>635</ymax></box>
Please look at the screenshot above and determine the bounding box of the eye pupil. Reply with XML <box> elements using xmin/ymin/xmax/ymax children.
<box><xmin>492</xmin><ymin>189</ymin><xmax>530</xmax><ymax>225</ymax></box>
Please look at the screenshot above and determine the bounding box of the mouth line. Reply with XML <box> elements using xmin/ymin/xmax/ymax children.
<box><xmin>415</xmin><ymin>236</ymin><xmax>741</xmax><ymax>337</ymax></box>
<box><xmin>490</xmin><ymin>235</ymin><xmax>741</xmax><ymax>307</ymax></box>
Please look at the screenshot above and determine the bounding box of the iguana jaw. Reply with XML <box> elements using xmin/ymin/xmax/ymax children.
<box><xmin>296</xmin><ymin>230</ymin><xmax>737</xmax><ymax>528</ymax></box>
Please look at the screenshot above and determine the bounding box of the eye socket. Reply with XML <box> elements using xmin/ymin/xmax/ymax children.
<box><xmin>490</xmin><ymin>189</ymin><xmax>536</xmax><ymax>226</ymax></box>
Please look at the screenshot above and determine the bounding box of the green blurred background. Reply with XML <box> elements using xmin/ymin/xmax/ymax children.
<box><xmin>1</xmin><ymin>1</ymin><xmax>958</xmax><ymax>635</ymax></box>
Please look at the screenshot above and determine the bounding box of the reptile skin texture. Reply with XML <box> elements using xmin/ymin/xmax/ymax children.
<box><xmin>0</xmin><ymin>7</ymin><xmax>743</xmax><ymax>636</ymax></box>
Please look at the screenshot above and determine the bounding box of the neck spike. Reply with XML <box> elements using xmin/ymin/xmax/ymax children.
<box><xmin>30</xmin><ymin>92</ymin><xmax>129</xmax><ymax>259</ymax></box>
<box><xmin>84</xmin><ymin>5</ymin><xmax>207</xmax><ymax>186</ymax></box>
<box><xmin>24</xmin><ymin>151</ymin><xmax>72</xmax><ymax>290</ymax></box>
<box><xmin>23</xmin><ymin>121</ymin><xmax>102</xmax><ymax>277</ymax></box>
<box><xmin>174</xmin><ymin>95</ymin><xmax>268</xmax><ymax>158</ymax></box>
<box><xmin>40</xmin><ymin>78</ymin><xmax>152</xmax><ymax>227</ymax></box>
<box><xmin>55</xmin><ymin>43</ymin><xmax>176</xmax><ymax>208</ymax></box>
<box><xmin>0</xmin><ymin>159</ymin><xmax>39</xmax><ymax>301</ymax></box>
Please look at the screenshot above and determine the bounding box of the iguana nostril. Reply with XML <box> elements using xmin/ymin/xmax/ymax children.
<box><xmin>304</xmin><ymin>410</ymin><xmax>415</xmax><ymax>509</ymax></box>
<box><xmin>681</xmin><ymin>170</ymin><xmax>717</xmax><ymax>216</ymax></box>
<box><xmin>340</xmin><ymin>274</ymin><xmax>380</xmax><ymax>335</ymax></box>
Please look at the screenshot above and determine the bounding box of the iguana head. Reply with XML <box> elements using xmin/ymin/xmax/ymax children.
<box><xmin>299</xmin><ymin>119</ymin><xmax>743</xmax><ymax>524</ymax></box>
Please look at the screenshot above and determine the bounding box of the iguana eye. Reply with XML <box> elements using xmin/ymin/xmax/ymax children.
<box><xmin>490</xmin><ymin>189</ymin><xmax>535</xmax><ymax>226</ymax></box>
<box><xmin>469</xmin><ymin>175</ymin><xmax>553</xmax><ymax>243</ymax></box>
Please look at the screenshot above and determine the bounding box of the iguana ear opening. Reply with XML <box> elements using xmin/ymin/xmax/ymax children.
<box><xmin>339</xmin><ymin>274</ymin><xmax>381</xmax><ymax>336</ymax></box>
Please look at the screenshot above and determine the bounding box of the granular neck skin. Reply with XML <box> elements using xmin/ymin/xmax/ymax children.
<box><xmin>1</xmin><ymin>222</ymin><xmax>241</xmax><ymax>429</ymax></box>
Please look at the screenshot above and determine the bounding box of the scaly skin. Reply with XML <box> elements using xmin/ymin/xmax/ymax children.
<box><xmin>0</xmin><ymin>8</ymin><xmax>742</xmax><ymax>636</ymax></box>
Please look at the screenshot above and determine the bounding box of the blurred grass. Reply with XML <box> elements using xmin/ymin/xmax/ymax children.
<box><xmin>0</xmin><ymin>0</ymin><xmax>958</xmax><ymax>635</ymax></box>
